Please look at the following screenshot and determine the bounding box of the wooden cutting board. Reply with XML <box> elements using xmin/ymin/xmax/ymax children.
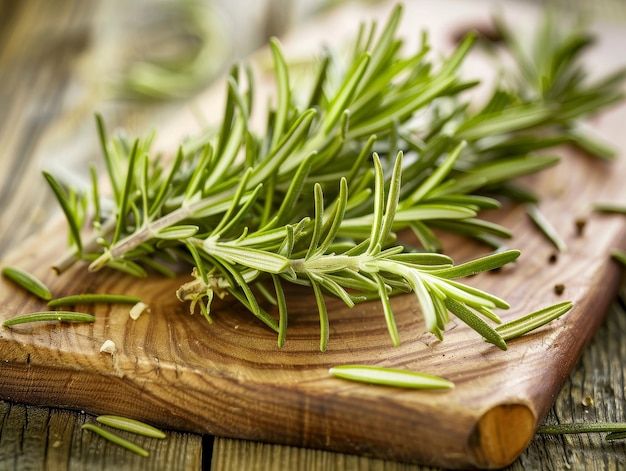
<box><xmin>1</xmin><ymin>2</ymin><xmax>626</xmax><ymax>469</ymax></box>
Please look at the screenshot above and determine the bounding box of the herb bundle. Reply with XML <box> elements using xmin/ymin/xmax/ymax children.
<box><xmin>45</xmin><ymin>5</ymin><xmax>624</xmax><ymax>351</ymax></box>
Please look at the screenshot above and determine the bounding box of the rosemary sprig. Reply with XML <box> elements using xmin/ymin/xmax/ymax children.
<box><xmin>41</xmin><ymin>6</ymin><xmax>622</xmax><ymax>349</ymax></box>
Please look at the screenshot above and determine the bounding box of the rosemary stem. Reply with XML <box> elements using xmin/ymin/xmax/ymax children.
<box><xmin>53</xmin><ymin>218</ymin><xmax>116</xmax><ymax>274</ymax></box>
<box><xmin>89</xmin><ymin>188</ymin><xmax>242</xmax><ymax>271</ymax></box>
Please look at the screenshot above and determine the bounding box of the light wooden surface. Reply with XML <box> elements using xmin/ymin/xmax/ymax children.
<box><xmin>1</xmin><ymin>1</ymin><xmax>626</xmax><ymax>470</ymax></box>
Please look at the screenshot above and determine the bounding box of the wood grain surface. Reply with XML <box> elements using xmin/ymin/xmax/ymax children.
<box><xmin>1</xmin><ymin>1</ymin><xmax>626</xmax><ymax>470</ymax></box>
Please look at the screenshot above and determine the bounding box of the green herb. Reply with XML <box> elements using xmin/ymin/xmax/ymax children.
<box><xmin>42</xmin><ymin>6</ymin><xmax>624</xmax><ymax>349</ymax></box>
<box><xmin>81</xmin><ymin>423</ymin><xmax>150</xmax><ymax>457</ymax></box>
<box><xmin>487</xmin><ymin>10</ymin><xmax>625</xmax><ymax>159</ymax></box>
<box><xmin>593</xmin><ymin>203</ymin><xmax>626</xmax><ymax>214</ymax></box>
<box><xmin>48</xmin><ymin>294</ymin><xmax>142</xmax><ymax>307</ymax></box>
<box><xmin>96</xmin><ymin>415</ymin><xmax>166</xmax><ymax>439</ymax></box>
<box><xmin>526</xmin><ymin>203</ymin><xmax>567</xmax><ymax>253</ymax></box>
<box><xmin>2</xmin><ymin>311</ymin><xmax>95</xmax><ymax>326</ymax></box>
<box><xmin>329</xmin><ymin>365</ymin><xmax>454</xmax><ymax>390</ymax></box>
<box><xmin>538</xmin><ymin>422</ymin><xmax>626</xmax><ymax>436</ymax></box>
<box><xmin>2</xmin><ymin>266</ymin><xmax>52</xmax><ymax>301</ymax></box>
<box><xmin>494</xmin><ymin>301</ymin><xmax>572</xmax><ymax>341</ymax></box>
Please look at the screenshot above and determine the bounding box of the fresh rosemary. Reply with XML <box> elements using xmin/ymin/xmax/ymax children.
<box><xmin>329</xmin><ymin>365</ymin><xmax>454</xmax><ymax>390</ymax></box>
<box><xmin>48</xmin><ymin>293</ymin><xmax>142</xmax><ymax>307</ymax></box>
<box><xmin>81</xmin><ymin>423</ymin><xmax>150</xmax><ymax>457</ymax></box>
<box><xmin>538</xmin><ymin>422</ymin><xmax>626</xmax><ymax>441</ymax></box>
<box><xmin>2</xmin><ymin>311</ymin><xmax>96</xmax><ymax>326</ymax></box>
<box><xmin>42</xmin><ymin>5</ymin><xmax>624</xmax><ymax>350</ymax></box>
<box><xmin>96</xmin><ymin>415</ymin><xmax>167</xmax><ymax>439</ymax></box>
<box><xmin>2</xmin><ymin>266</ymin><xmax>52</xmax><ymax>301</ymax></box>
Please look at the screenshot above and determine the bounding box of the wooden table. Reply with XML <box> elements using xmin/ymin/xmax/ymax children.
<box><xmin>1</xmin><ymin>0</ymin><xmax>625</xmax><ymax>469</ymax></box>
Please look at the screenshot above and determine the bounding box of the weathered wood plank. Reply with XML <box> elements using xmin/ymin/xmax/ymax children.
<box><xmin>0</xmin><ymin>401</ymin><xmax>204</xmax><ymax>471</ymax></box>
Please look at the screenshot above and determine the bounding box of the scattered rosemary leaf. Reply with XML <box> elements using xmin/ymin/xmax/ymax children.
<box><xmin>494</xmin><ymin>301</ymin><xmax>572</xmax><ymax>341</ymax></box>
<box><xmin>329</xmin><ymin>365</ymin><xmax>454</xmax><ymax>390</ymax></box>
<box><xmin>2</xmin><ymin>311</ymin><xmax>95</xmax><ymax>326</ymax></box>
<box><xmin>96</xmin><ymin>415</ymin><xmax>167</xmax><ymax>439</ymax></box>
<box><xmin>48</xmin><ymin>294</ymin><xmax>142</xmax><ymax>307</ymax></box>
<box><xmin>81</xmin><ymin>423</ymin><xmax>149</xmax><ymax>457</ymax></box>
<box><xmin>606</xmin><ymin>431</ymin><xmax>626</xmax><ymax>441</ymax></box>
<box><xmin>593</xmin><ymin>203</ymin><xmax>626</xmax><ymax>214</ymax></box>
<box><xmin>2</xmin><ymin>266</ymin><xmax>52</xmax><ymax>301</ymax></box>
<box><xmin>526</xmin><ymin>203</ymin><xmax>567</xmax><ymax>252</ymax></box>
<box><xmin>538</xmin><ymin>422</ymin><xmax>626</xmax><ymax>435</ymax></box>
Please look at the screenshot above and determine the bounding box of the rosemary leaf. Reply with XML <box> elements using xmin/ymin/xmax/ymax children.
<box><xmin>329</xmin><ymin>365</ymin><xmax>454</xmax><ymax>390</ymax></box>
<box><xmin>594</xmin><ymin>203</ymin><xmax>626</xmax><ymax>214</ymax></box>
<box><xmin>2</xmin><ymin>266</ymin><xmax>52</xmax><ymax>301</ymax></box>
<box><xmin>81</xmin><ymin>424</ymin><xmax>149</xmax><ymax>457</ymax></box>
<box><xmin>3</xmin><ymin>311</ymin><xmax>95</xmax><ymax>326</ymax></box>
<box><xmin>96</xmin><ymin>415</ymin><xmax>166</xmax><ymax>439</ymax></box>
<box><xmin>538</xmin><ymin>422</ymin><xmax>626</xmax><ymax>435</ymax></box>
<box><xmin>444</xmin><ymin>297</ymin><xmax>506</xmax><ymax>350</ymax></box>
<box><xmin>48</xmin><ymin>294</ymin><xmax>142</xmax><ymax>308</ymax></box>
<box><xmin>526</xmin><ymin>203</ymin><xmax>567</xmax><ymax>252</ymax></box>
<box><xmin>429</xmin><ymin>249</ymin><xmax>520</xmax><ymax>279</ymax></box>
<box><xmin>495</xmin><ymin>301</ymin><xmax>572</xmax><ymax>341</ymax></box>
<box><xmin>42</xmin><ymin>172</ymin><xmax>83</xmax><ymax>257</ymax></box>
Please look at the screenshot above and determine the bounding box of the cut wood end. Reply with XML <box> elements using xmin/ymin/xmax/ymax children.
<box><xmin>468</xmin><ymin>403</ymin><xmax>535</xmax><ymax>469</ymax></box>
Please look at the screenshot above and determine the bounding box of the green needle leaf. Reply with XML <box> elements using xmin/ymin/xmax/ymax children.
<box><xmin>81</xmin><ymin>423</ymin><xmax>149</xmax><ymax>457</ymax></box>
<box><xmin>329</xmin><ymin>365</ymin><xmax>454</xmax><ymax>390</ymax></box>
<box><xmin>112</xmin><ymin>139</ymin><xmax>140</xmax><ymax>245</ymax></box>
<box><xmin>309</xmin><ymin>274</ymin><xmax>329</xmax><ymax>352</ymax></box>
<box><xmin>526</xmin><ymin>203</ymin><xmax>567</xmax><ymax>252</ymax></box>
<box><xmin>42</xmin><ymin>171</ymin><xmax>83</xmax><ymax>257</ymax></box>
<box><xmin>373</xmin><ymin>273</ymin><xmax>399</xmax><ymax>346</ymax></box>
<box><xmin>2</xmin><ymin>266</ymin><xmax>52</xmax><ymax>301</ymax></box>
<box><xmin>444</xmin><ymin>297</ymin><xmax>507</xmax><ymax>350</ymax></box>
<box><xmin>96</xmin><ymin>415</ymin><xmax>166</xmax><ymax>439</ymax></box>
<box><xmin>154</xmin><ymin>225</ymin><xmax>199</xmax><ymax>240</ymax></box>
<box><xmin>48</xmin><ymin>294</ymin><xmax>142</xmax><ymax>307</ymax></box>
<box><xmin>495</xmin><ymin>301</ymin><xmax>572</xmax><ymax>341</ymax></box>
<box><xmin>538</xmin><ymin>422</ymin><xmax>626</xmax><ymax>435</ymax></box>
<box><xmin>3</xmin><ymin>311</ymin><xmax>96</xmax><ymax>326</ymax></box>
<box><xmin>429</xmin><ymin>249</ymin><xmax>520</xmax><ymax>279</ymax></box>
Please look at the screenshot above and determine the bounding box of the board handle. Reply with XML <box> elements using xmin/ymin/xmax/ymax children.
<box><xmin>469</xmin><ymin>402</ymin><xmax>536</xmax><ymax>469</ymax></box>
